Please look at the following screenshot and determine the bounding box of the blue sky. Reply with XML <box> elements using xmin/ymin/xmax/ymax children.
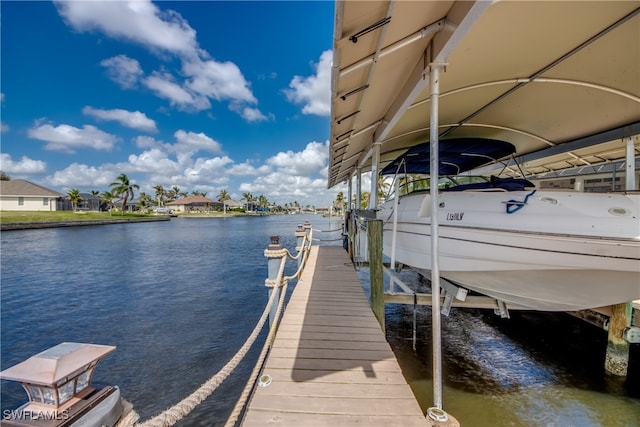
<box><xmin>1</xmin><ymin>1</ymin><xmax>348</xmax><ymax>207</ymax></box>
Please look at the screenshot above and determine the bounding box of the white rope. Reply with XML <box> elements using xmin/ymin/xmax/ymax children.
<box><xmin>124</xmin><ymin>278</ymin><xmax>281</xmax><ymax>427</ymax></box>
<box><xmin>117</xmin><ymin>229</ymin><xmax>314</xmax><ymax>427</ymax></box>
<box><xmin>226</xmin><ymin>230</ymin><xmax>313</xmax><ymax>426</ymax></box>
<box><xmin>224</xmin><ymin>274</ymin><xmax>289</xmax><ymax>427</ymax></box>
<box><xmin>313</xmin><ymin>225</ymin><xmax>343</xmax><ymax>233</ymax></box>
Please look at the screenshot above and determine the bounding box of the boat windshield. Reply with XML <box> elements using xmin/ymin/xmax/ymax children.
<box><xmin>397</xmin><ymin>175</ymin><xmax>490</xmax><ymax>196</ymax></box>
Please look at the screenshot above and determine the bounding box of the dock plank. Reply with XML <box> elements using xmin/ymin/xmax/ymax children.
<box><xmin>241</xmin><ymin>245</ymin><xmax>428</xmax><ymax>426</ymax></box>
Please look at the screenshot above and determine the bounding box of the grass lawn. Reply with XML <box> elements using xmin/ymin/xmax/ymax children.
<box><xmin>0</xmin><ymin>211</ymin><xmax>155</xmax><ymax>224</ymax></box>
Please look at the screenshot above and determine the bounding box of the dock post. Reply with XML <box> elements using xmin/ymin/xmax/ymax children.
<box><xmin>368</xmin><ymin>219</ymin><xmax>385</xmax><ymax>333</ymax></box>
<box><xmin>265</xmin><ymin>235</ymin><xmax>285</xmax><ymax>328</ymax></box>
<box><xmin>295</xmin><ymin>224</ymin><xmax>305</xmax><ymax>269</ymax></box>
<box><xmin>605</xmin><ymin>301</ymin><xmax>632</xmax><ymax>376</ymax></box>
<box><xmin>303</xmin><ymin>220</ymin><xmax>312</xmax><ymax>241</ymax></box>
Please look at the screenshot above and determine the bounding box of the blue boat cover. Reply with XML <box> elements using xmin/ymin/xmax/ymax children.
<box><xmin>380</xmin><ymin>138</ymin><xmax>516</xmax><ymax>176</ymax></box>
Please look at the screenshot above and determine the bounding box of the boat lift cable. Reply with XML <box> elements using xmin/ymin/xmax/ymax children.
<box><xmin>118</xmin><ymin>232</ymin><xmax>314</xmax><ymax>427</ymax></box>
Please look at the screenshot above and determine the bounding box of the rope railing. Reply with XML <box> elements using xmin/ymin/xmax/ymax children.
<box><xmin>117</xmin><ymin>222</ymin><xmax>315</xmax><ymax>427</ymax></box>
<box><xmin>312</xmin><ymin>223</ymin><xmax>345</xmax><ymax>242</ymax></box>
<box><xmin>313</xmin><ymin>226</ymin><xmax>343</xmax><ymax>233</ymax></box>
<box><xmin>227</xmin><ymin>226</ymin><xmax>313</xmax><ymax>426</ymax></box>
<box><xmin>225</xmin><ymin>229</ymin><xmax>313</xmax><ymax>426</ymax></box>
<box><xmin>131</xmin><ymin>279</ymin><xmax>281</xmax><ymax>427</ymax></box>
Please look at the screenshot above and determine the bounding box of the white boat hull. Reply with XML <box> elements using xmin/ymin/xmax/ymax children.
<box><xmin>377</xmin><ymin>190</ymin><xmax>640</xmax><ymax>311</ymax></box>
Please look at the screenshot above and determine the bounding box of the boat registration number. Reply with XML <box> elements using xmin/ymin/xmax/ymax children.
<box><xmin>446</xmin><ymin>212</ymin><xmax>464</xmax><ymax>221</ymax></box>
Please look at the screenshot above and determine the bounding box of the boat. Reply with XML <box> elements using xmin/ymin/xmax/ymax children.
<box><xmin>376</xmin><ymin>138</ymin><xmax>640</xmax><ymax>311</ymax></box>
<box><xmin>0</xmin><ymin>342</ymin><xmax>123</xmax><ymax>427</ymax></box>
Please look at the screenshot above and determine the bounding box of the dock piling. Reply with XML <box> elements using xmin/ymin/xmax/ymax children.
<box><xmin>368</xmin><ymin>219</ymin><xmax>385</xmax><ymax>333</ymax></box>
<box><xmin>265</xmin><ymin>235</ymin><xmax>285</xmax><ymax>328</ymax></box>
<box><xmin>295</xmin><ymin>225</ymin><xmax>305</xmax><ymax>269</ymax></box>
<box><xmin>605</xmin><ymin>301</ymin><xmax>633</xmax><ymax>376</ymax></box>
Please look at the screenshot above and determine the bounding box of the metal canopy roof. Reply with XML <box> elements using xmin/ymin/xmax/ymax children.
<box><xmin>0</xmin><ymin>342</ymin><xmax>116</xmax><ymax>386</ymax></box>
<box><xmin>328</xmin><ymin>1</ymin><xmax>640</xmax><ymax>188</ymax></box>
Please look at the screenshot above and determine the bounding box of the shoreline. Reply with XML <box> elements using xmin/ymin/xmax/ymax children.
<box><xmin>1</xmin><ymin>216</ymin><xmax>170</xmax><ymax>231</ymax></box>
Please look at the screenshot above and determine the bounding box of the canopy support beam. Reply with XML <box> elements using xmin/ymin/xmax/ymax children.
<box><xmin>429</xmin><ymin>62</ymin><xmax>445</xmax><ymax>413</ymax></box>
<box><xmin>626</xmin><ymin>137</ymin><xmax>637</xmax><ymax>191</ymax></box>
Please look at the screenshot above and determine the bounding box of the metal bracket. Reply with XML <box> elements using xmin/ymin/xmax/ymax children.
<box><xmin>623</xmin><ymin>326</ymin><xmax>640</xmax><ymax>344</ymax></box>
<box><xmin>440</xmin><ymin>279</ymin><xmax>468</xmax><ymax>317</ymax></box>
<box><xmin>494</xmin><ymin>300</ymin><xmax>510</xmax><ymax>319</ymax></box>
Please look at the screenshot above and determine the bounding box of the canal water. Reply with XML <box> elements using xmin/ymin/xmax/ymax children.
<box><xmin>1</xmin><ymin>215</ymin><xmax>638</xmax><ymax>426</ymax></box>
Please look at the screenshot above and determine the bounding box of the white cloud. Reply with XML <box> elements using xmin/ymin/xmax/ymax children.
<box><xmin>28</xmin><ymin>122</ymin><xmax>120</xmax><ymax>153</ymax></box>
<box><xmin>55</xmin><ymin>1</ymin><xmax>198</xmax><ymax>57</ymax></box>
<box><xmin>173</xmin><ymin>130</ymin><xmax>222</xmax><ymax>154</ymax></box>
<box><xmin>227</xmin><ymin>162</ymin><xmax>269</xmax><ymax>176</ymax></box>
<box><xmin>183</xmin><ymin>156</ymin><xmax>234</xmax><ymax>185</ymax></box>
<box><xmin>48</xmin><ymin>163</ymin><xmax>115</xmax><ymax>188</ymax></box>
<box><xmin>134</xmin><ymin>135</ymin><xmax>162</xmax><ymax>149</ymax></box>
<box><xmin>101</xmin><ymin>55</ymin><xmax>144</xmax><ymax>89</ymax></box>
<box><xmin>240</xmin><ymin>107</ymin><xmax>269</xmax><ymax>123</ymax></box>
<box><xmin>83</xmin><ymin>106</ymin><xmax>158</xmax><ymax>133</ymax></box>
<box><xmin>266</xmin><ymin>141</ymin><xmax>329</xmax><ymax>176</ymax></box>
<box><xmin>57</xmin><ymin>1</ymin><xmax>262</xmax><ymax>122</ymax></box>
<box><xmin>143</xmin><ymin>72</ymin><xmax>210</xmax><ymax>111</ymax></box>
<box><xmin>1</xmin><ymin>93</ymin><xmax>10</xmax><ymax>133</ymax></box>
<box><xmin>285</xmin><ymin>50</ymin><xmax>332</xmax><ymax>116</ymax></box>
<box><xmin>183</xmin><ymin>58</ymin><xmax>256</xmax><ymax>104</ymax></box>
<box><xmin>0</xmin><ymin>154</ymin><xmax>47</xmax><ymax>175</ymax></box>
<box><xmin>235</xmin><ymin>140</ymin><xmax>339</xmax><ymax>205</ymax></box>
<box><xmin>126</xmin><ymin>148</ymin><xmax>180</xmax><ymax>174</ymax></box>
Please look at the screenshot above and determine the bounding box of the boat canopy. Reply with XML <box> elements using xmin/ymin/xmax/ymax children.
<box><xmin>0</xmin><ymin>342</ymin><xmax>116</xmax><ymax>386</ymax></box>
<box><xmin>328</xmin><ymin>2</ymin><xmax>639</xmax><ymax>187</ymax></box>
<box><xmin>380</xmin><ymin>138</ymin><xmax>515</xmax><ymax>176</ymax></box>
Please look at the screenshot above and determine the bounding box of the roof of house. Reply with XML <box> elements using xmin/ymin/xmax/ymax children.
<box><xmin>224</xmin><ymin>199</ymin><xmax>244</xmax><ymax>207</ymax></box>
<box><xmin>166</xmin><ymin>195</ymin><xmax>219</xmax><ymax>206</ymax></box>
<box><xmin>0</xmin><ymin>179</ymin><xmax>63</xmax><ymax>197</ymax></box>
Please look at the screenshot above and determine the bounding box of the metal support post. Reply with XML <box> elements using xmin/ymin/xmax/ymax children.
<box><xmin>626</xmin><ymin>137</ymin><xmax>636</xmax><ymax>191</ymax></box>
<box><xmin>429</xmin><ymin>62</ymin><xmax>444</xmax><ymax>412</ymax></box>
<box><xmin>356</xmin><ymin>167</ymin><xmax>362</xmax><ymax>210</ymax></box>
<box><xmin>370</xmin><ymin>143</ymin><xmax>381</xmax><ymax>208</ymax></box>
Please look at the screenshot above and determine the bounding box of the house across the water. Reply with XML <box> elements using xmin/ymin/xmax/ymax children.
<box><xmin>0</xmin><ymin>179</ymin><xmax>63</xmax><ymax>211</ymax></box>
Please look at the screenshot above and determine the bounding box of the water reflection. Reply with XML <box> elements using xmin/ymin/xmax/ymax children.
<box><xmin>357</xmin><ymin>266</ymin><xmax>640</xmax><ymax>427</ymax></box>
<box><xmin>2</xmin><ymin>217</ymin><xmax>638</xmax><ymax>426</ymax></box>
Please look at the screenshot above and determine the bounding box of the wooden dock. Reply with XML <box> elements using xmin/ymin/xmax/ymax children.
<box><xmin>241</xmin><ymin>245</ymin><xmax>429</xmax><ymax>426</ymax></box>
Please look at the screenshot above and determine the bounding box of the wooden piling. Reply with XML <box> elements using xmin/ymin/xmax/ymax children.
<box><xmin>368</xmin><ymin>219</ymin><xmax>385</xmax><ymax>333</ymax></box>
<box><xmin>605</xmin><ymin>301</ymin><xmax>632</xmax><ymax>376</ymax></box>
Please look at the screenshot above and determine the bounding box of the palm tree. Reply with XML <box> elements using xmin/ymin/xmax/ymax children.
<box><xmin>334</xmin><ymin>191</ymin><xmax>345</xmax><ymax>214</ymax></box>
<box><xmin>137</xmin><ymin>192</ymin><xmax>154</xmax><ymax>212</ymax></box>
<box><xmin>242</xmin><ymin>192</ymin><xmax>254</xmax><ymax>211</ymax></box>
<box><xmin>378</xmin><ymin>176</ymin><xmax>391</xmax><ymax>201</ymax></box>
<box><xmin>110</xmin><ymin>173</ymin><xmax>139</xmax><ymax>216</ymax></box>
<box><xmin>218</xmin><ymin>189</ymin><xmax>230</xmax><ymax>214</ymax></box>
<box><xmin>258</xmin><ymin>194</ymin><xmax>269</xmax><ymax>209</ymax></box>
<box><xmin>153</xmin><ymin>185</ymin><xmax>166</xmax><ymax>207</ymax></box>
<box><xmin>361</xmin><ymin>192</ymin><xmax>371</xmax><ymax>209</ymax></box>
<box><xmin>100</xmin><ymin>191</ymin><xmax>117</xmax><ymax>216</ymax></box>
<box><xmin>67</xmin><ymin>189</ymin><xmax>82</xmax><ymax>212</ymax></box>
<box><xmin>166</xmin><ymin>185</ymin><xmax>181</xmax><ymax>201</ymax></box>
